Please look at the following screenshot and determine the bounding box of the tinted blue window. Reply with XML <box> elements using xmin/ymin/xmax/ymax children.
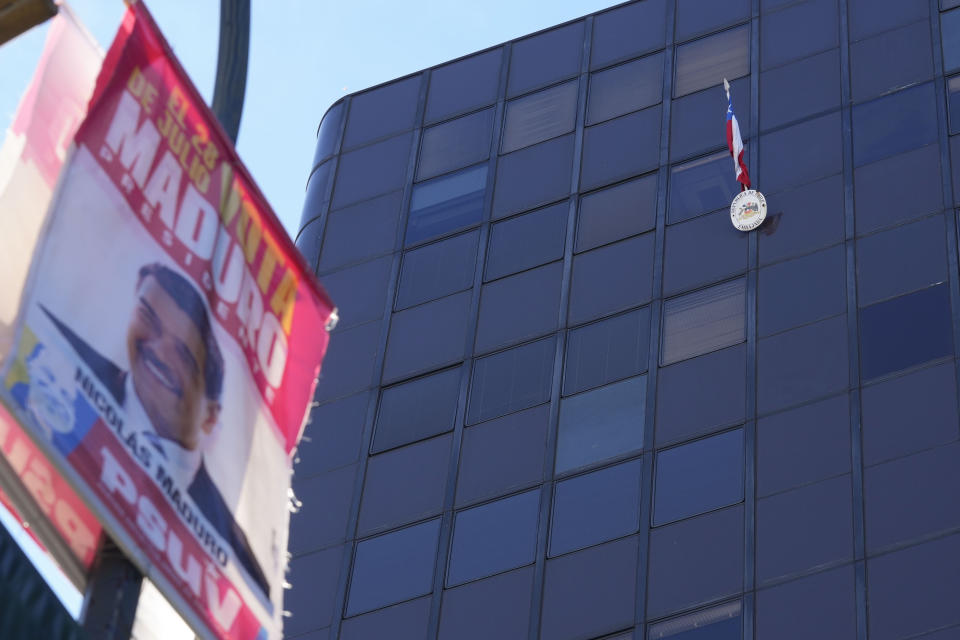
<box><xmin>314</xmin><ymin>101</ymin><xmax>345</xmax><ymax>167</ymax></box>
<box><xmin>591</xmin><ymin>0</ymin><xmax>667</xmax><ymax>69</ymax></box>
<box><xmin>397</xmin><ymin>230</ymin><xmax>479</xmax><ymax>310</ymax></box>
<box><xmin>943</xmin><ymin>8</ymin><xmax>960</xmax><ymax>73</ymax></box>
<box><xmin>319</xmin><ymin>255</ymin><xmax>391</xmax><ymax>329</ymax></box>
<box><xmin>556</xmin><ymin>376</ymin><xmax>647</xmax><ymax>473</ymax></box>
<box><xmin>486</xmin><ymin>202</ymin><xmax>567</xmax><ymax>281</ymax></box>
<box><xmin>550</xmin><ymin>458</ymin><xmax>643</xmax><ymax>556</ymax></box>
<box><xmin>577</xmin><ymin>173</ymin><xmax>658</xmax><ymax>252</ymax></box>
<box><xmin>343</xmin><ymin>76</ymin><xmax>420</xmax><ymax>149</ymax></box>
<box><xmin>319</xmin><ymin>191</ymin><xmax>402</xmax><ymax>273</ymax></box>
<box><xmin>456</xmin><ymin>405</ymin><xmax>549</xmax><ymax>505</ymax></box>
<box><xmin>406</xmin><ymin>164</ymin><xmax>487</xmax><ymax>246</ymax></box>
<box><xmin>662</xmin><ymin>279</ymin><xmax>746</xmax><ymax>365</ymax></box>
<box><xmin>467</xmin><ymin>337</ymin><xmax>556</xmax><ymax>424</ymax></box>
<box><xmin>493</xmin><ymin>134</ymin><xmax>574</xmax><ymax>219</ymax></box>
<box><xmin>314</xmin><ymin>320</ymin><xmax>382</xmax><ymax>404</ymax></box>
<box><xmin>668</xmin><ymin>151</ymin><xmax>740</xmax><ymax>224</ymax></box>
<box><xmin>438</xmin><ymin>568</ymin><xmax>534</xmax><ymax>640</ymax></box>
<box><xmin>508</xmin><ymin>22</ymin><xmax>584</xmax><ymax>96</ymax></box>
<box><xmin>860</xmin><ymin>284</ymin><xmax>954</xmax><ymax>382</ymax></box>
<box><xmin>849</xmin><ymin>0</ymin><xmax>928</xmax><ymax>41</ymax></box>
<box><xmin>675</xmin><ymin>26</ymin><xmax>749</xmax><ymax>97</ymax></box>
<box><xmin>568</xmin><ymin>233</ymin><xmax>655</xmax><ymax>325</ymax></box>
<box><xmin>347</xmin><ymin>519</ymin><xmax>441</xmax><ymax>615</ymax></box>
<box><xmin>341</xmin><ymin>597</ymin><xmax>430</xmax><ymax>640</ymax></box>
<box><xmin>861</xmin><ymin>362</ymin><xmax>959</xmax><ymax>466</ymax></box>
<box><xmin>850</xmin><ymin>21</ymin><xmax>933</xmax><ymax>103</ymax></box>
<box><xmin>867</xmin><ymin>528</ymin><xmax>960</xmax><ymax>639</ymax></box>
<box><xmin>654</xmin><ymin>429</ymin><xmax>745</xmax><ymax>526</ymax></box>
<box><xmin>949</xmin><ymin>75</ymin><xmax>960</xmax><ymax>134</ymax></box>
<box><xmin>656</xmin><ymin>345</ymin><xmax>746</xmax><ymax>447</ymax></box>
<box><xmin>757</xmin><ymin>315</ymin><xmax>848</xmax><ymax>414</ymax></box>
<box><xmin>761</xmin><ymin>0</ymin><xmax>838</xmax><ymax>71</ymax></box>
<box><xmin>358</xmin><ymin>435</ymin><xmax>451</xmax><ymax>535</ymax></box>
<box><xmin>418</xmin><ymin>108</ymin><xmax>494</xmax><ymax>180</ymax></box>
<box><xmin>373</xmin><ymin>367</ymin><xmax>461</xmax><ymax>453</ymax></box>
<box><xmin>502</xmin><ymin>81</ymin><xmax>578</xmax><ymax>153</ymax></box>
<box><xmin>758</xmin><ymin>174</ymin><xmax>844</xmax><ymax>266</ymax></box>
<box><xmin>447</xmin><ymin>490</ymin><xmax>540</xmax><ymax>585</ymax></box>
<box><xmin>676</xmin><ymin>0</ymin><xmax>750</xmax><ymax>41</ymax></box>
<box><xmin>756</xmin><ymin>567</ymin><xmax>856</xmax><ymax>640</ymax></box>
<box><xmin>540</xmin><ymin>537</ymin><xmax>639</xmax><ymax>640</ymax></box>
<box><xmin>758</xmin><ymin>245</ymin><xmax>846</xmax><ymax>337</ymax></box>
<box><xmin>854</xmin><ymin>144</ymin><xmax>943</xmax><ymax>234</ymax></box>
<box><xmin>299</xmin><ymin>391</ymin><xmax>369</xmax><ymax>476</ymax></box>
<box><xmin>760</xmin><ymin>112</ymin><xmax>842</xmax><ymax>193</ymax></box>
<box><xmin>587</xmin><ymin>53</ymin><xmax>664</xmax><ymax>125</ymax></box>
<box><xmin>853</xmin><ymin>83</ymin><xmax>937</xmax><ymax>167</ymax></box>
<box><xmin>865</xmin><ymin>443</ymin><xmax>960</xmax><ymax>553</ymax></box>
<box><xmin>426</xmin><ymin>48</ymin><xmax>502</xmax><ymax>123</ymax></box>
<box><xmin>756</xmin><ymin>474</ymin><xmax>853</xmax><ymax>582</ymax></box>
<box><xmin>856</xmin><ymin>214</ymin><xmax>947</xmax><ymax>306</ymax></box>
<box><xmin>647</xmin><ymin>506</ymin><xmax>743</xmax><ymax>617</ymax></box>
<box><xmin>663</xmin><ymin>210</ymin><xmax>747</xmax><ymax>296</ymax></box>
<box><xmin>301</xmin><ymin>159</ymin><xmax>334</xmax><ymax>229</ymax></box>
<box><xmin>382</xmin><ymin>291</ymin><xmax>471</xmax><ymax>383</ymax></box>
<box><xmin>760</xmin><ymin>48</ymin><xmax>840</xmax><ymax>132</ymax></box>
<box><xmin>581</xmin><ymin>106</ymin><xmax>661</xmax><ymax>191</ymax></box>
<box><xmin>475</xmin><ymin>262</ymin><xmax>563</xmax><ymax>354</ymax></box>
<box><xmin>648</xmin><ymin>601</ymin><xmax>742</xmax><ymax>640</ymax></box>
<box><xmin>756</xmin><ymin>394</ymin><xmax>850</xmax><ymax>497</ymax></box>
<box><xmin>671</xmin><ymin>77</ymin><xmax>750</xmax><ymax>161</ymax></box>
<box><xmin>564</xmin><ymin>307</ymin><xmax>650</xmax><ymax>396</ymax></box>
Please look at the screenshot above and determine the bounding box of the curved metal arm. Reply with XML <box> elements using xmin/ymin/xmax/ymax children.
<box><xmin>211</xmin><ymin>0</ymin><xmax>249</xmax><ymax>144</ymax></box>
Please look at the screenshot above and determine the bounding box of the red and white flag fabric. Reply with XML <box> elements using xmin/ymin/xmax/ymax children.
<box><xmin>724</xmin><ymin>78</ymin><xmax>750</xmax><ymax>191</ymax></box>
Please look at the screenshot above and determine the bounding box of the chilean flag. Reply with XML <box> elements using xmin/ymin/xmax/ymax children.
<box><xmin>724</xmin><ymin>79</ymin><xmax>750</xmax><ymax>191</ymax></box>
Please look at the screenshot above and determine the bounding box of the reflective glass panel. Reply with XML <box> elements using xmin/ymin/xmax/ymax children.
<box><xmin>943</xmin><ymin>8</ymin><xmax>960</xmax><ymax>73</ymax></box>
<box><xmin>564</xmin><ymin>307</ymin><xmax>650</xmax><ymax>396</ymax></box>
<box><xmin>587</xmin><ymin>53</ymin><xmax>663</xmax><ymax>125</ymax></box>
<box><xmin>555</xmin><ymin>375</ymin><xmax>646</xmax><ymax>473</ymax></box>
<box><xmin>396</xmin><ymin>230</ymin><xmax>479</xmax><ymax>310</ymax></box>
<box><xmin>675</xmin><ymin>26</ymin><xmax>749</xmax><ymax>97</ymax></box>
<box><xmin>852</xmin><ymin>82</ymin><xmax>937</xmax><ymax>167</ymax></box>
<box><xmin>668</xmin><ymin>151</ymin><xmax>740</xmax><ymax>224</ymax></box>
<box><xmin>447</xmin><ymin>490</ymin><xmax>540</xmax><ymax>586</ymax></box>
<box><xmin>347</xmin><ymin>519</ymin><xmax>441</xmax><ymax>616</ymax></box>
<box><xmin>508</xmin><ymin>22</ymin><xmax>584</xmax><ymax>95</ymax></box>
<box><xmin>649</xmin><ymin>601</ymin><xmax>742</xmax><ymax>640</ymax></box>
<box><xmin>550</xmin><ymin>458</ymin><xmax>643</xmax><ymax>556</ymax></box>
<box><xmin>486</xmin><ymin>202</ymin><xmax>567</xmax><ymax>281</ymax></box>
<box><xmin>860</xmin><ymin>284</ymin><xmax>954</xmax><ymax>381</ymax></box>
<box><xmin>949</xmin><ymin>75</ymin><xmax>960</xmax><ymax>135</ymax></box>
<box><xmin>502</xmin><ymin>81</ymin><xmax>578</xmax><ymax>153</ymax></box>
<box><xmin>467</xmin><ymin>337</ymin><xmax>556</xmax><ymax>424</ymax></box>
<box><xmin>654</xmin><ymin>429</ymin><xmax>745</xmax><ymax>526</ymax></box>
<box><xmin>418</xmin><ymin>108</ymin><xmax>494</xmax><ymax>181</ymax></box>
<box><xmin>373</xmin><ymin>367</ymin><xmax>461</xmax><ymax>453</ymax></box>
<box><xmin>662</xmin><ymin>279</ymin><xmax>746</xmax><ymax>365</ymax></box>
<box><xmin>406</xmin><ymin>164</ymin><xmax>487</xmax><ymax>246</ymax></box>
<box><xmin>577</xmin><ymin>173</ymin><xmax>658</xmax><ymax>252</ymax></box>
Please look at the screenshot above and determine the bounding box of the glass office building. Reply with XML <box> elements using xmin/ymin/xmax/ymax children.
<box><xmin>289</xmin><ymin>1</ymin><xmax>960</xmax><ymax>638</ymax></box>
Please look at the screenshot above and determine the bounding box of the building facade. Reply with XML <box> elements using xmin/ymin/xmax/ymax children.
<box><xmin>288</xmin><ymin>0</ymin><xmax>960</xmax><ymax>638</ymax></box>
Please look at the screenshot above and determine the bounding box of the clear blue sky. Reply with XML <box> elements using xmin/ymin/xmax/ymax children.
<box><xmin>0</xmin><ymin>0</ymin><xmax>620</xmax><ymax>620</ymax></box>
<box><xmin>1</xmin><ymin>0</ymin><xmax>619</xmax><ymax>240</ymax></box>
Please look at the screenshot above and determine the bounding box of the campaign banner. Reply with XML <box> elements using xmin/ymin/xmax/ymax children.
<box><xmin>0</xmin><ymin>3</ymin><xmax>336</xmax><ymax>639</ymax></box>
<box><xmin>0</xmin><ymin>5</ymin><xmax>102</xmax><ymax>358</ymax></box>
<box><xmin>0</xmin><ymin>6</ymin><xmax>104</xmax><ymax>579</ymax></box>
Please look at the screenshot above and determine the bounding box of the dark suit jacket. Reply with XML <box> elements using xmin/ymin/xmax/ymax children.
<box><xmin>42</xmin><ymin>306</ymin><xmax>272</xmax><ymax>599</ymax></box>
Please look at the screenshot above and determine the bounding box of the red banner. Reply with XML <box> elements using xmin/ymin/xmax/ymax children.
<box><xmin>0</xmin><ymin>3</ymin><xmax>335</xmax><ymax>638</ymax></box>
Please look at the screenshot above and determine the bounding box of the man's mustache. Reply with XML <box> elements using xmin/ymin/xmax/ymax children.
<box><xmin>135</xmin><ymin>342</ymin><xmax>183</xmax><ymax>398</ymax></box>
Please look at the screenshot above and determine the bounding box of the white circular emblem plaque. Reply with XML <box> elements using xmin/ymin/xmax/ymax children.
<box><xmin>730</xmin><ymin>189</ymin><xmax>767</xmax><ymax>232</ymax></box>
